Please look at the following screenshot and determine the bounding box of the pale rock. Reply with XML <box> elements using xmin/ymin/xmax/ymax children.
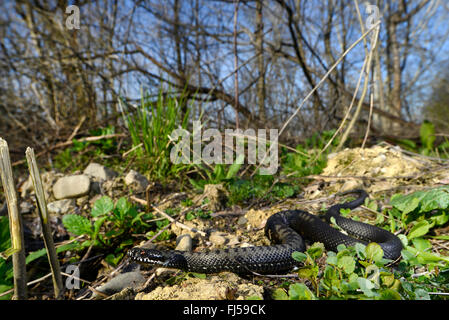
<box><xmin>53</xmin><ymin>175</ymin><xmax>91</xmax><ymax>199</ymax></box>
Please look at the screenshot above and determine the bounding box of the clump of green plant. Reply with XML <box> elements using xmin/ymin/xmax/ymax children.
<box><xmin>273</xmin><ymin>241</ymin><xmax>448</xmax><ymax>300</ymax></box>
<box><xmin>227</xmin><ymin>175</ymin><xmax>299</xmax><ymax>205</ymax></box>
<box><xmin>0</xmin><ymin>216</ymin><xmax>13</xmax><ymax>300</ymax></box>
<box><xmin>389</xmin><ymin>186</ymin><xmax>449</xmax><ymax>265</ymax></box>
<box><xmin>61</xmin><ymin>196</ymin><xmax>158</xmax><ymax>265</ymax></box>
<box><xmin>54</xmin><ymin>125</ymin><xmax>118</xmax><ymax>172</ymax></box>
<box><xmin>188</xmin><ymin>155</ymin><xmax>244</xmax><ymax>191</ymax></box>
<box><xmin>120</xmin><ymin>88</ymin><xmax>192</xmax><ymax>180</ymax></box>
<box><xmin>281</xmin><ymin>129</ymin><xmax>338</xmax><ymax>178</ymax></box>
<box><xmin>398</xmin><ymin>121</ymin><xmax>449</xmax><ymax>158</ymax></box>
<box><xmin>272</xmin><ymin>187</ymin><xmax>449</xmax><ymax>300</ymax></box>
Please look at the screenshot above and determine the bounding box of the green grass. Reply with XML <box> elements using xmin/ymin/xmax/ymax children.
<box><xmin>120</xmin><ymin>87</ymin><xmax>193</xmax><ymax>181</ymax></box>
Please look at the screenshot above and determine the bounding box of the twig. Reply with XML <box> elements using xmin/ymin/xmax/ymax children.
<box><xmin>0</xmin><ymin>138</ymin><xmax>27</xmax><ymax>299</ymax></box>
<box><xmin>251</xmin><ymin>20</ymin><xmax>381</xmax><ymax>177</ymax></box>
<box><xmin>129</xmin><ymin>195</ymin><xmax>207</xmax><ymax>237</ymax></box>
<box><xmin>151</xmin><ymin>204</ymin><xmax>207</xmax><ymax>237</ymax></box>
<box><xmin>12</xmin><ymin>133</ymin><xmax>126</xmax><ymax>166</ymax></box>
<box><xmin>26</xmin><ymin>147</ymin><xmax>64</xmax><ymax>299</ymax></box>
<box><xmin>233</xmin><ymin>0</ymin><xmax>240</xmax><ymax>129</ymax></box>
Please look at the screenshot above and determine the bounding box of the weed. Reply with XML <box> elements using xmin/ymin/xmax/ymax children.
<box><xmin>120</xmin><ymin>87</ymin><xmax>193</xmax><ymax>180</ymax></box>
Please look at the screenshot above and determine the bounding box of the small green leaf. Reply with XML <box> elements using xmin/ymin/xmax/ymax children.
<box><xmin>326</xmin><ymin>252</ymin><xmax>338</xmax><ymax>266</ymax></box>
<box><xmin>93</xmin><ymin>216</ymin><xmax>108</xmax><ymax>239</ymax></box>
<box><xmin>189</xmin><ymin>272</ymin><xmax>206</xmax><ymax>279</ymax></box>
<box><xmin>292</xmin><ymin>251</ymin><xmax>307</xmax><ymax>262</ymax></box>
<box><xmin>337</xmin><ymin>256</ymin><xmax>356</xmax><ymax>275</ymax></box>
<box><xmin>354</xmin><ymin>243</ymin><xmax>366</xmax><ymax>260</ymax></box>
<box><xmin>414</xmin><ymin>288</ymin><xmax>430</xmax><ymax>300</ymax></box>
<box><xmin>357</xmin><ymin>278</ymin><xmax>377</xmax><ymax>298</ymax></box>
<box><xmin>379</xmin><ymin>288</ymin><xmax>402</xmax><ymax>300</ymax></box>
<box><xmin>420</xmin><ymin>120</ymin><xmax>435</xmax><ymax>150</ymax></box>
<box><xmin>297</xmin><ymin>265</ymin><xmax>319</xmax><ymax>281</ymax></box>
<box><xmin>408</xmin><ymin>220</ymin><xmax>434</xmax><ymax>240</ymax></box>
<box><xmin>307</xmin><ymin>242</ymin><xmax>325</xmax><ymax>259</ymax></box>
<box><xmin>411</xmin><ymin>238</ymin><xmax>431</xmax><ymax>251</ymax></box>
<box><xmin>225</xmin><ymin>154</ymin><xmax>244</xmax><ymax>179</ymax></box>
<box><xmin>272</xmin><ymin>288</ymin><xmax>289</xmax><ymax>300</ymax></box>
<box><xmin>62</xmin><ymin>214</ymin><xmax>92</xmax><ymax>236</ymax></box>
<box><xmin>91</xmin><ymin>196</ymin><xmax>114</xmax><ymax>217</ymax></box>
<box><xmin>288</xmin><ymin>283</ymin><xmax>316</xmax><ymax>300</ymax></box>
<box><xmin>365</xmin><ymin>243</ymin><xmax>384</xmax><ymax>263</ymax></box>
<box><xmin>115</xmin><ymin>197</ymin><xmax>131</xmax><ymax>216</ymax></box>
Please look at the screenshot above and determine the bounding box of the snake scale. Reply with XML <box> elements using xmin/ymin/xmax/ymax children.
<box><xmin>127</xmin><ymin>190</ymin><xmax>403</xmax><ymax>274</ymax></box>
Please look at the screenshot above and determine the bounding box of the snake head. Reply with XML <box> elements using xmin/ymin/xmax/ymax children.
<box><xmin>127</xmin><ymin>247</ymin><xmax>172</xmax><ymax>266</ymax></box>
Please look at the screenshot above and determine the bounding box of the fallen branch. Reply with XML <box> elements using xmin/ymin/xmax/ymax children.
<box><xmin>12</xmin><ymin>133</ymin><xmax>126</xmax><ymax>166</ymax></box>
<box><xmin>129</xmin><ymin>195</ymin><xmax>207</xmax><ymax>237</ymax></box>
<box><xmin>0</xmin><ymin>138</ymin><xmax>27</xmax><ymax>299</ymax></box>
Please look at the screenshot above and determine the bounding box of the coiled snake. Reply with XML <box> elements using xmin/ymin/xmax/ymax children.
<box><xmin>127</xmin><ymin>190</ymin><xmax>403</xmax><ymax>274</ymax></box>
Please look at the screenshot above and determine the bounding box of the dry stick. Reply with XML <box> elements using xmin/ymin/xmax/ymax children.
<box><xmin>353</xmin><ymin>0</ymin><xmax>374</xmax><ymax>149</ymax></box>
<box><xmin>233</xmin><ymin>0</ymin><xmax>240</xmax><ymax>130</ymax></box>
<box><xmin>0</xmin><ymin>138</ymin><xmax>27</xmax><ymax>299</ymax></box>
<box><xmin>12</xmin><ymin>133</ymin><xmax>126</xmax><ymax>167</ymax></box>
<box><xmin>25</xmin><ymin>147</ymin><xmax>64</xmax><ymax>299</ymax></box>
<box><xmin>250</xmin><ymin>21</ymin><xmax>381</xmax><ymax>177</ymax></box>
<box><xmin>130</xmin><ymin>195</ymin><xmax>207</xmax><ymax>237</ymax></box>
<box><xmin>337</xmin><ymin>25</ymin><xmax>380</xmax><ymax>150</ymax></box>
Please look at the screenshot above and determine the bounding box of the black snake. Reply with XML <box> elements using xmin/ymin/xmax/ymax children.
<box><xmin>127</xmin><ymin>190</ymin><xmax>403</xmax><ymax>274</ymax></box>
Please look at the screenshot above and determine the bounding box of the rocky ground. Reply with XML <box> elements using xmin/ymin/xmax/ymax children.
<box><xmin>6</xmin><ymin>144</ymin><xmax>449</xmax><ymax>300</ymax></box>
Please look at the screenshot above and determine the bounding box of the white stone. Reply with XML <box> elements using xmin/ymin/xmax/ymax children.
<box><xmin>53</xmin><ymin>175</ymin><xmax>91</xmax><ymax>199</ymax></box>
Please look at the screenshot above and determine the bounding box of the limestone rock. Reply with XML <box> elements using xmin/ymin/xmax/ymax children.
<box><xmin>53</xmin><ymin>175</ymin><xmax>91</xmax><ymax>199</ymax></box>
<box><xmin>93</xmin><ymin>271</ymin><xmax>146</xmax><ymax>299</ymax></box>
<box><xmin>124</xmin><ymin>170</ymin><xmax>149</xmax><ymax>192</ymax></box>
<box><xmin>135</xmin><ymin>272</ymin><xmax>263</xmax><ymax>300</ymax></box>
<box><xmin>83</xmin><ymin>162</ymin><xmax>118</xmax><ymax>180</ymax></box>
<box><xmin>47</xmin><ymin>199</ymin><xmax>76</xmax><ymax>215</ymax></box>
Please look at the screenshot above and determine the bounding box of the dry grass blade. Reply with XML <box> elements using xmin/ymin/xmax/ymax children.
<box><xmin>251</xmin><ymin>20</ymin><xmax>381</xmax><ymax>177</ymax></box>
<box><xmin>26</xmin><ymin>147</ymin><xmax>64</xmax><ymax>299</ymax></box>
<box><xmin>0</xmin><ymin>138</ymin><xmax>27</xmax><ymax>299</ymax></box>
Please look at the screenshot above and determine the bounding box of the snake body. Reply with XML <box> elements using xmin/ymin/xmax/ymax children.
<box><xmin>127</xmin><ymin>190</ymin><xmax>403</xmax><ymax>274</ymax></box>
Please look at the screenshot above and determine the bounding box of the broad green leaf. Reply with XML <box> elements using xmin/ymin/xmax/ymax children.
<box><xmin>288</xmin><ymin>283</ymin><xmax>316</xmax><ymax>300</ymax></box>
<box><xmin>115</xmin><ymin>197</ymin><xmax>131</xmax><ymax>216</ymax></box>
<box><xmin>407</xmin><ymin>220</ymin><xmax>434</xmax><ymax>240</ymax></box>
<box><xmin>429</xmin><ymin>211</ymin><xmax>449</xmax><ymax>226</ymax></box>
<box><xmin>411</xmin><ymin>238</ymin><xmax>431</xmax><ymax>251</ymax></box>
<box><xmin>390</xmin><ymin>186</ymin><xmax>449</xmax><ymax>215</ymax></box>
<box><xmin>25</xmin><ymin>242</ymin><xmax>80</xmax><ymax>264</ymax></box>
<box><xmin>189</xmin><ymin>272</ymin><xmax>207</xmax><ymax>279</ymax></box>
<box><xmin>272</xmin><ymin>288</ymin><xmax>289</xmax><ymax>300</ymax></box>
<box><xmin>91</xmin><ymin>196</ymin><xmax>114</xmax><ymax>217</ymax></box>
<box><xmin>357</xmin><ymin>278</ymin><xmax>377</xmax><ymax>298</ymax></box>
<box><xmin>405</xmin><ymin>245</ymin><xmax>449</xmax><ymax>264</ymax></box>
<box><xmin>365</xmin><ymin>243</ymin><xmax>384</xmax><ymax>263</ymax></box>
<box><xmin>337</xmin><ymin>256</ymin><xmax>356</xmax><ymax>275</ymax></box>
<box><xmin>297</xmin><ymin>265</ymin><xmax>318</xmax><ymax>281</ymax></box>
<box><xmin>292</xmin><ymin>251</ymin><xmax>307</xmax><ymax>262</ymax></box>
<box><xmin>420</xmin><ymin>188</ymin><xmax>449</xmax><ymax>212</ymax></box>
<box><xmin>378</xmin><ymin>289</ymin><xmax>402</xmax><ymax>300</ymax></box>
<box><xmin>225</xmin><ymin>154</ymin><xmax>244</xmax><ymax>179</ymax></box>
<box><xmin>414</xmin><ymin>288</ymin><xmax>430</xmax><ymax>300</ymax></box>
<box><xmin>354</xmin><ymin>243</ymin><xmax>366</xmax><ymax>260</ymax></box>
<box><xmin>390</xmin><ymin>195</ymin><xmax>421</xmax><ymax>215</ymax></box>
<box><xmin>420</xmin><ymin>120</ymin><xmax>435</xmax><ymax>150</ymax></box>
<box><xmin>307</xmin><ymin>242</ymin><xmax>324</xmax><ymax>259</ymax></box>
<box><xmin>62</xmin><ymin>214</ymin><xmax>92</xmax><ymax>236</ymax></box>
